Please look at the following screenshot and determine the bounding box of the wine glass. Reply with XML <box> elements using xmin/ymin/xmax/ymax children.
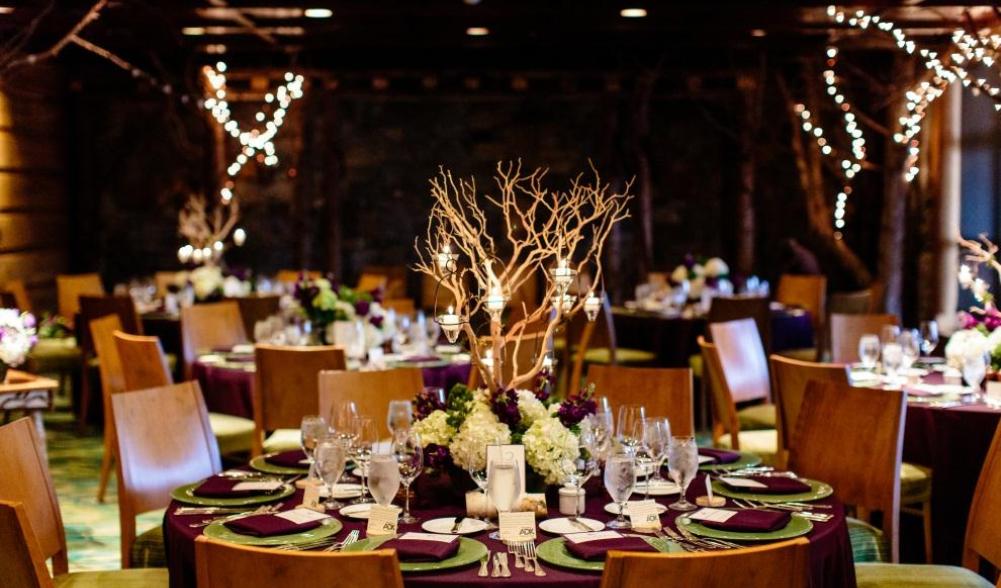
<box><xmin>963</xmin><ymin>351</ymin><xmax>989</xmax><ymax>396</ymax></box>
<box><xmin>882</xmin><ymin>342</ymin><xmax>903</xmax><ymax>381</ymax></box>
<box><xmin>643</xmin><ymin>417</ymin><xmax>671</xmax><ymax>483</ymax></box>
<box><xmin>589</xmin><ymin>410</ymin><xmax>614</xmax><ymax>463</ymax></box>
<box><xmin>667</xmin><ymin>436</ymin><xmax>698</xmax><ymax>511</ymax></box>
<box><xmin>898</xmin><ymin>329</ymin><xmax>921</xmax><ymax>370</ymax></box>
<box><xmin>487</xmin><ymin>460</ymin><xmax>522</xmax><ymax>540</ymax></box>
<box><xmin>603</xmin><ymin>452</ymin><xmax>636</xmax><ymax>528</ymax></box>
<box><xmin>315</xmin><ymin>438</ymin><xmax>349</xmax><ymax>509</ymax></box>
<box><xmin>920</xmin><ymin>320</ymin><xmax>939</xmax><ymax>356</ymax></box>
<box><xmin>368</xmin><ymin>454</ymin><xmax>402</xmax><ymax>508</ymax></box>
<box><xmin>393</xmin><ymin>430</ymin><xmax>423</xmax><ymax>524</ymax></box>
<box><xmin>350</xmin><ymin>417</ymin><xmax>376</xmax><ymax>504</ymax></box>
<box><xmin>386</xmin><ymin>400</ymin><xmax>414</xmax><ymax>437</ymax></box>
<box><xmin>330</xmin><ymin>401</ymin><xmax>359</xmax><ymax>443</ymax></box>
<box><xmin>466</xmin><ymin>446</ymin><xmax>490</xmax><ymax>523</ymax></box>
<box><xmin>880</xmin><ymin>324</ymin><xmax>901</xmax><ymax>345</ymax></box>
<box><xmin>616</xmin><ymin>404</ymin><xmax>646</xmax><ymax>452</ymax></box>
<box><xmin>300</xmin><ymin>415</ymin><xmax>327</xmax><ymax>481</ymax></box>
<box><xmin>858</xmin><ymin>334</ymin><xmax>880</xmax><ymax>370</ymax></box>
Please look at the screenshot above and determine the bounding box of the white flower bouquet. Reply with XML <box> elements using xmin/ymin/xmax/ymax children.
<box><xmin>0</xmin><ymin>309</ymin><xmax>37</xmax><ymax>373</ymax></box>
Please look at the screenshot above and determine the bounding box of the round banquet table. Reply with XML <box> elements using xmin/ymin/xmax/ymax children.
<box><xmin>163</xmin><ymin>472</ymin><xmax>856</xmax><ymax>588</ymax></box>
<box><xmin>192</xmin><ymin>358</ymin><xmax>472</xmax><ymax>420</ymax></box>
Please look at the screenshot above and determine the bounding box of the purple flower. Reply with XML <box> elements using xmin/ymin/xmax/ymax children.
<box><xmin>369</xmin><ymin>315</ymin><xmax>384</xmax><ymax>329</ymax></box>
<box><xmin>424</xmin><ymin>443</ymin><xmax>453</xmax><ymax>469</ymax></box>
<box><xmin>22</xmin><ymin>313</ymin><xmax>35</xmax><ymax>329</ymax></box>
<box><xmin>683</xmin><ymin>253</ymin><xmax>696</xmax><ymax>269</ymax></box>
<box><xmin>354</xmin><ymin>299</ymin><xmax>371</xmax><ymax>317</ymax></box>
<box><xmin>986</xmin><ymin>309</ymin><xmax>1001</xmax><ymax>331</ymax></box>
<box><xmin>557</xmin><ymin>391</ymin><xmax>597</xmax><ymax>428</ymax></box>
<box><xmin>705</xmin><ymin>276</ymin><xmax>719</xmax><ymax>288</ymax></box>
<box><xmin>960</xmin><ymin>312</ymin><xmax>981</xmax><ymax>330</ymax></box>
<box><xmin>490</xmin><ymin>389</ymin><xmax>521</xmax><ymax>428</ymax></box>
<box><xmin>533</xmin><ymin>369</ymin><xmax>555</xmax><ymax>402</ymax></box>
<box><xmin>415</xmin><ymin>387</ymin><xmax>446</xmax><ymax>420</ymax></box>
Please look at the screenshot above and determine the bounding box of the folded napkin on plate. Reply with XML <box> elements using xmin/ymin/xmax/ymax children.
<box><xmin>564</xmin><ymin>537</ymin><xmax>657</xmax><ymax>561</ymax></box>
<box><xmin>265</xmin><ymin>450</ymin><xmax>308</xmax><ymax>468</ymax></box>
<box><xmin>193</xmin><ymin>477</ymin><xmax>280</xmax><ymax>498</ymax></box>
<box><xmin>722</xmin><ymin>476</ymin><xmax>811</xmax><ymax>495</ymax></box>
<box><xmin>698</xmin><ymin>509</ymin><xmax>791</xmax><ymax>533</ymax></box>
<box><xmin>698</xmin><ymin>448</ymin><xmax>741</xmax><ymax>464</ymax></box>
<box><xmin>379</xmin><ymin>537</ymin><xmax>460</xmax><ymax>562</ymax></box>
<box><xmin>224</xmin><ymin>513</ymin><xmax>324</xmax><ymax>537</ymax></box>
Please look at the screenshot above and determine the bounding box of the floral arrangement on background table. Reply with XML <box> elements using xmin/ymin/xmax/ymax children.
<box><xmin>0</xmin><ymin>309</ymin><xmax>37</xmax><ymax>381</ymax></box>
<box><xmin>292</xmin><ymin>275</ymin><xmax>390</xmax><ymax>347</ymax></box>
<box><xmin>670</xmin><ymin>254</ymin><xmax>731</xmax><ymax>300</ymax></box>
<box><xmin>948</xmin><ymin>236</ymin><xmax>1001</xmax><ymax>370</ymax></box>
<box><xmin>36</xmin><ymin>313</ymin><xmax>72</xmax><ymax>339</ymax></box>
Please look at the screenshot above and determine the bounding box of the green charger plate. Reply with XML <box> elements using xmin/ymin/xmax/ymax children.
<box><xmin>698</xmin><ymin>451</ymin><xmax>762</xmax><ymax>472</ymax></box>
<box><xmin>170</xmin><ymin>481</ymin><xmax>295</xmax><ymax>507</ymax></box>
<box><xmin>677</xmin><ymin>513</ymin><xmax>813</xmax><ymax>542</ymax></box>
<box><xmin>203</xmin><ymin>516</ymin><xmax>343</xmax><ymax>546</ymax></box>
<box><xmin>344</xmin><ymin>536</ymin><xmax>488</xmax><ymax>572</ymax></box>
<box><xmin>711</xmin><ymin>478</ymin><xmax>833</xmax><ymax>503</ymax></box>
<box><xmin>536</xmin><ymin>536</ymin><xmax>677</xmax><ymax>572</ymax></box>
<box><xmin>249</xmin><ymin>454</ymin><xmax>310</xmax><ymax>475</ymax></box>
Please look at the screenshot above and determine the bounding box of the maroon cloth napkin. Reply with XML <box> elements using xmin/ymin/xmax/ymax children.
<box><xmin>224</xmin><ymin>513</ymin><xmax>325</xmax><ymax>537</ymax></box>
<box><xmin>564</xmin><ymin>537</ymin><xmax>657</xmax><ymax>561</ymax></box>
<box><xmin>380</xmin><ymin>537</ymin><xmax>460</xmax><ymax>562</ymax></box>
<box><xmin>265</xmin><ymin>450</ymin><xmax>309</xmax><ymax>468</ymax></box>
<box><xmin>193</xmin><ymin>477</ymin><xmax>277</xmax><ymax>498</ymax></box>
<box><xmin>722</xmin><ymin>476</ymin><xmax>811</xmax><ymax>495</ymax></box>
<box><xmin>699</xmin><ymin>509</ymin><xmax>791</xmax><ymax>533</ymax></box>
<box><xmin>699</xmin><ymin>448</ymin><xmax>741</xmax><ymax>464</ymax></box>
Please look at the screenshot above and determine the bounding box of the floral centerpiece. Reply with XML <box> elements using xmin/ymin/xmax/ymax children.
<box><xmin>189</xmin><ymin>265</ymin><xmax>225</xmax><ymax>301</ymax></box>
<box><xmin>0</xmin><ymin>309</ymin><xmax>37</xmax><ymax>381</ymax></box>
<box><xmin>292</xmin><ymin>275</ymin><xmax>390</xmax><ymax>346</ymax></box>
<box><xmin>947</xmin><ymin>237</ymin><xmax>1001</xmax><ymax>370</ymax></box>
<box><xmin>37</xmin><ymin>312</ymin><xmax>72</xmax><ymax>339</ymax></box>
<box><xmin>670</xmin><ymin>254</ymin><xmax>731</xmax><ymax>301</ymax></box>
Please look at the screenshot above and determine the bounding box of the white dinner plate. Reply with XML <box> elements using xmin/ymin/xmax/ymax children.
<box><xmin>632</xmin><ymin>480</ymin><xmax>681</xmax><ymax>496</ymax></box>
<box><xmin>603</xmin><ymin>501</ymin><xmax>669</xmax><ymax>516</ymax></box>
<box><xmin>339</xmin><ymin>503</ymin><xmax>373</xmax><ymax>519</ymax></box>
<box><xmin>420</xmin><ymin>517</ymin><xmax>490</xmax><ymax>535</ymax></box>
<box><xmin>539</xmin><ymin>517</ymin><xmax>605</xmax><ymax>535</ymax></box>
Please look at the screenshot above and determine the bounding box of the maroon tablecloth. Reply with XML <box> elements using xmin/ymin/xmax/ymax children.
<box><xmin>192</xmin><ymin>360</ymin><xmax>472</xmax><ymax>420</ymax></box>
<box><xmin>163</xmin><ymin>472</ymin><xmax>855</xmax><ymax>588</ymax></box>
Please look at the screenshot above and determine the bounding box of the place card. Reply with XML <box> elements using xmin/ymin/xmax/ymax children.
<box><xmin>275</xmin><ymin>508</ymin><xmax>330</xmax><ymax>525</ymax></box>
<box><xmin>565</xmin><ymin>530</ymin><xmax>623</xmax><ymax>544</ymax></box>
<box><xmin>300</xmin><ymin>480</ymin><xmax>324</xmax><ymax>512</ymax></box>
<box><xmin>487</xmin><ymin>444</ymin><xmax>526</xmax><ymax>501</ymax></box>
<box><xmin>398</xmin><ymin>532</ymin><xmax>458</xmax><ymax>544</ymax></box>
<box><xmin>498</xmin><ymin>511</ymin><xmax>536</xmax><ymax>543</ymax></box>
<box><xmin>690</xmin><ymin>508</ymin><xmax>738</xmax><ymax>524</ymax></box>
<box><xmin>719</xmin><ymin>476</ymin><xmax>768</xmax><ymax>489</ymax></box>
<box><xmin>232</xmin><ymin>481</ymin><xmax>284</xmax><ymax>492</ymax></box>
<box><xmin>628</xmin><ymin>500</ymin><xmax>663</xmax><ymax>530</ymax></box>
<box><xmin>366</xmin><ymin>504</ymin><xmax>401</xmax><ymax>536</ymax></box>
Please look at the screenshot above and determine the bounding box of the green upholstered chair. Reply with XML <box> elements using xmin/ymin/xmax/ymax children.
<box><xmin>0</xmin><ymin>499</ymin><xmax>168</xmax><ymax>588</ymax></box>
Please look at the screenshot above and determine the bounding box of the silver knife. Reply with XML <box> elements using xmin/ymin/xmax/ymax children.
<box><xmin>450</xmin><ymin>515</ymin><xmax>465</xmax><ymax>534</ymax></box>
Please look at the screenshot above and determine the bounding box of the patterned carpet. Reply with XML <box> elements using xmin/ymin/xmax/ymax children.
<box><xmin>44</xmin><ymin>407</ymin><xmax>162</xmax><ymax>572</ymax></box>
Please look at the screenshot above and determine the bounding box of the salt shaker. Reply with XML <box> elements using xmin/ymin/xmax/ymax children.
<box><xmin>558</xmin><ymin>486</ymin><xmax>585</xmax><ymax>515</ymax></box>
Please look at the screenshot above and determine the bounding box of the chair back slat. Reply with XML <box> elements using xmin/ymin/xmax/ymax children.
<box><xmin>180</xmin><ymin>302</ymin><xmax>247</xmax><ymax>378</ymax></box>
<box><xmin>698</xmin><ymin>336</ymin><xmax>741</xmax><ymax>447</ymax></box>
<box><xmin>788</xmin><ymin>380</ymin><xmax>904</xmax><ymax>561</ymax></box>
<box><xmin>78</xmin><ymin>295</ymin><xmax>141</xmax><ymax>356</ymax></box>
<box><xmin>232</xmin><ymin>295</ymin><xmax>281</xmax><ymax>340</ymax></box>
<box><xmin>154</xmin><ymin>271</ymin><xmax>187</xmax><ymax>298</ymax></box>
<box><xmin>585</xmin><ymin>365</ymin><xmax>695</xmax><ymax>437</ymax></box>
<box><xmin>114</xmin><ymin>332</ymin><xmax>173</xmax><ymax>390</ymax></box>
<box><xmin>708</xmin><ymin>319</ymin><xmax>770</xmax><ymax>404</ymax></box>
<box><xmin>2</xmin><ymin>279</ymin><xmax>32</xmax><ymax>312</ymax></box>
<box><xmin>964</xmin><ymin>420</ymin><xmax>1001</xmax><ymax>573</ymax></box>
<box><xmin>195</xmin><ymin>535</ymin><xmax>404</xmax><ymax>588</ymax></box>
<box><xmin>707</xmin><ymin>296</ymin><xmax>771</xmax><ymax>352</ymax></box>
<box><xmin>0</xmin><ymin>418</ymin><xmax>67</xmax><ymax>574</ymax></box>
<box><xmin>599</xmin><ymin>538</ymin><xmax>810</xmax><ymax>588</ymax></box>
<box><xmin>776</xmin><ymin>274</ymin><xmax>827</xmax><ymax>334</ymax></box>
<box><xmin>276</xmin><ymin>270</ymin><xmax>321</xmax><ymax>285</ymax></box>
<box><xmin>318</xmin><ymin>368</ymin><xmax>424</xmax><ymax>425</ymax></box>
<box><xmin>356</xmin><ymin>273</ymin><xmax>388</xmax><ymax>294</ymax></box>
<box><xmin>768</xmin><ymin>355</ymin><xmax>848</xmax><ymax>458</ymax></box>
<box><xmin>828</xmin><ymin>313</ymin><xmax>898</xmax><ymax>364</ymax></box>
<box><xmin>56</xmin><ymin>273</ymin><xmax>104</xmax><ymax>319</ymax></box>
<box><xmin>0</xmin><ymin>500</ymin><xmax>54</xmax><ymax>588</ymax></box>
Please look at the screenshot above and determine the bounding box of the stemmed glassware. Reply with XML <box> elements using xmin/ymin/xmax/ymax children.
<box><xmin>858</xmin><ymin>334</ymin><xmax>880</xmax><ymax>370</ymax></box>
<box><xmin>330</xmin><ymin>402</ymin><xmax>359</xmax><ymax>444</ymax></box>
<box><xmin>962</xmin><ymin>351</ymin><xmax>989</xmax><ymax>398</ymax></box>
<box><xmin>300</xmin><ymin>415</ymin><xmax>328</xmax><ymax>481</ymax></box>
<box><xmin>368</xmin><ymin>453</ymin><xmax>402</xmax><ymax>508</ymax></box>
<box><xmin>386</xmin><ymin>400</ymin><xmax>414</xmax><ymax>438</ymax></box>
<box><xmin>487</xmin><ymin>459</ymin><xmax>521</xmax><ymax>540</ymax></box>
<box><xmin>603</xmin><ymin>452</ymin><xmax>636</xmax><ymax>529</ymax></box>
<box><xmin>899</xmin><ymin>329</ymin><xmax>921</xmax><ymax>370</ymax></box>
<box><xmin>616</xmin><ymin>404</ymin><xmax>646</xmax><ymax>453</ymax></box>
<box><xmin>643</xmin><ymin>418</ymin><xmax>671</xmax><ymax>483</ymax></box>
<box><xmin>349</xmin><ymin>417</ymin><xmax>376</xmax><ymax>504</ymax></box>
<box><xmin>920</xmin><ymin>320</ymin><xmax>939</xmax><ymax>356</ymax></box>
<box><xmin>393</xmin><ymin>430</ymin><xmax>423</xmax><ymax>524</ymax></box>
<box><xmin>467</xmin><ymin>445</ymin><xmax>491</xmax><ymax>524</ymax></box>
<box><xmin>880</xmin><ymin>324</ymin><xmax>901</xmax><ymax>345</ymax></box>
<box><xmin>314</xmin><ymin>438</ymin><xmax>349</xmax><ymax>509</ymax></box>
<box><xmin>589</xmin><ymin>410</ymin><xmax>614</xmax><ymax>464</ymax></box>
<box><xmin>667</xmin><ymin>436</ymin><xmax>698</xmax><ymax>511</ymax></box>
<box><xmin>564</xmin><ymin>427</ymin><xmax>599</xmax><ymax>521</ymax></box>
<box><xmin>882</xmin><ymin>342</ymin><xmax>903</xmax><ymax>382</ymax></box>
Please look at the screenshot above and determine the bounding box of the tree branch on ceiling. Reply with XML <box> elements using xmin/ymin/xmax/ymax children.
<box><xmin>0</xmin><ymin>0</ymin><xmax>109</xmax><ymax>78</ymax></box>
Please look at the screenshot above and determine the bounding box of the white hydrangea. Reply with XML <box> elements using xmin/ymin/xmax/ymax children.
<box><xmin>670</xmin><ymin>265</ymin><xmax>688</xmax><ymax>284</ymax></box>
<box><xmin>411</xmin><ymin>410</ymin><xmax>455</xmax><ymax>447</ymax></box>
<box><xmin>190</xmin><ymin>265</ymin><xmax>223</xmax><ymax>300</ymax></box>
<box><xmin>522</xmin><ymin>416</ymin><xmax>580</xmax><ymax>485</ymax></box>
<box><xmin>516</xmin><ymin>389</ymin><xmax>548</xmax><ymax>425</ymax></box>
<box><xmin>449</xmin><ymin>399</ymin><xmax>511</xmax><ymax>471</ymax></box>
<box><xmin>0</xmin><ymin>309</ymin><xmax>36</xmax><ymax>367</ymax></box>
<box><xmin>988</xmin><ymin>328</ymin><xmax>1001</xmax><ymax>356</ymax></box>
<box><xmin>222</xmin><ymin>275</ymin><xmax>250</xmax><ymax>298</ymax></box>
<box><xmin>334</xmin><ymin>300</ymin><xmax>356</xmax><ymax>321</ymax></box>
<box><xmin>704</xmin><ymin>257</ymin><xmax>729</xmax><ymax>278</ymax></box>
<box><xmin>945</xmin><ymin>328</ymin><xmax>990</xmax><ymax>367</ymax></box>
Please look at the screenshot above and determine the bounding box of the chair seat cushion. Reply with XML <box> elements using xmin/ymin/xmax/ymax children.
<box><xmin>855</xmin><ymin>563</ymin><xmax>992</xmax><ymax>587</ymax></box>
<box><xmin>129</xmin><ymin>525</ymin><xmax>165</xmax><ymax>568</ymax></box>
<box><xmin>717</xmin><ymin>429</ymin><xmax>777</xmax><ymax>466</ymax></box>
<box><xmin>583</xmin><ymin>347</ymin><xmax>657</xmax><ymax>365</ymax></box>
<box><xmin>775</xmin><ymin>347</ymin><xmax>818</xmax><ymax>362</ymax></box>
<box><xmin>208</xmin><ymin>412</ymin><xmax>255</xmax><ymax>455</ymax></box>
<box><xmin>688</xmin><ymin>354</ymin><xmax>703</xmax><ymax>378</ymax></box>
<box><xmin>263</xmin><ymin>428</ymin><xmax>302</xmax><ymax>453</ymax></box>
<box><xmin>55</xmin><ymin>568</ymin><xmax>169</xmax><ymax>587</ymax></box>
<box><xmin>900</xmin><ymin>462</ymin><xmax>931</xmax><ymax>505</ymax></box>
<box><xmin>847</xmin><ymin>517</ymin><xmax>889</xmax><ymax>563</ymax></box>
<box><xmin>737</xmin><ymin>403</ymin><xmax>776</xmax><ymax>431</ymax></box>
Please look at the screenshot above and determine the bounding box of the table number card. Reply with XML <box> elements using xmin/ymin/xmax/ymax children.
<box><xmin>367</xmin><ymin>505</ymin><xmax>401</xmax><ymax>536</ymax></box>
<box><xmin>398</xmin><ymin>532</ymin><xmax>458</xmax><ymax>544</ymax></box>
<box><xmin>499</xmin><ymin>511</ymin><xmax>536</xmax><ymax>543</ymax></box>
<box><xmin>300</xmin><ymin>480</ymin><xmax>324</xmax><ymax>512</ymax></box>
<box><xmin>275</xmin><ymin>508</ymin><xmax>330</xmax><ymax>525</ymax></box>
<box><xmin>486</xmin><ymin>444</ymin><xmax>526</xmax><ymax>500</ymax></box>
<box><xmin>628</xmin><ymin>500</ymin><xmax>663</xmax><ymax>530</ymax></box>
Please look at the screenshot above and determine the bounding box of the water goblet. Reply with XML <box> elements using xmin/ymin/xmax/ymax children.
<box><xmin>643</xmin><ymin>417</ymin><xmax>671</xmax><ymax>483</ymax></box>
<box><xmin>603</xmin><ymin>452</ymin><xmax>636</xmax><ymax>528</ymax></box>
<box><xmin>882</xmin><ymin>342</ymin><xmax>903</xmax><ymax>382</ymax></box>
<box><xmin>300</xmin><ymin>415</ymin><xmax>327</xmax><ymax>481</ymax></box>
<box><xmin>368</xmin><ymin>454</ymin><xmax>402</xmax><ymax>508</ymax></box>
<box><xmin>899</xmin><ymin>329</ymin><xmax>921</xmax><ymax>370</ymax></box>
<box><xmin>858</xmin><ymin>334</ymin><xmax>880</xmax><ymax>370</ymax></box>
<box><xmin>590</xmin><ymin>410</ymin><xmax>614</xmax><ymax>463</ymax></box>
<box><xmin>487</xmin><ymin>460</ymin><xmax>522</xmax><ymax>540</ymax></box>
<box><xmin>386</xmin><ymin>400</ymin><xmax>414</xmax><ymax>437</ymax></box>
<box><xmin>667</xmin><ymin>436</ymin><xmax>698</xmax><ymax>511</ymax></box>
<box><xmin>963</xmin><ymin>351</ymin><xmax>989</xmax><ymax>397</ymax></box>
<box><xmin>920</xmin><ymin>320</ymin><xmax>939</xmax><ymax>356</ymax></box>
<box><xmin>393</xmin><ymin>430</ymin><xmax>423</xmax><ymax>524</ymax></box>
<box><xmin>616</xmin><ymin>404</ymin><xmax>646</xmax><ymax>453</ymax></box>
<box><xmin>315</xmin><ymin>438</ymin><xmax>349</xmax><ymax>509</ymax></box>
<box><xmin>350</xmin><ymin>417</ymin><xmax>376</xmax><ymax>504</ymax></box>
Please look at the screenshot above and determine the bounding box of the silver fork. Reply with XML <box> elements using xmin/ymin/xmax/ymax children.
<box><xmin>660</xmin><ymin>526</ymin><xmax>704</xmax><ymax>551</ymax></box>
<box><xmin>520</xmin><ymin>543</ymin><xmax>534</xmax><ymax>572</ymax></box>
<box><xmin>526</xmin><ymin>542</ymin><xmax>546</xmax><ymax>577</ymax></box>
<box><xmin>323</xmin><ymin>529</ymin><xmax>360</xmax><ymax>551</ymax></box>
<box><xmin>189</xmin><ymin>504</ymin><xmax>282</xmax><ymax>528</ymax></box>
<box><xmin>508</xmin><ymin>542</ymin><xmax>524</xmax><ymax>569</ymax></box>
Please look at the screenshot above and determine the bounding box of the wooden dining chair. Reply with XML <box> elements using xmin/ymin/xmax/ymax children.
<box><xmin>114</xmin><ymin>331</ymin><xmax>255</xmax><ymax>458</ymax></box>
<box><xmin>276</xmin><ymin>269</ymin><xmax>321</xmax><ymax>284</ymax></box>
<box><xmin>180</xmin><ymin>301</ymin><xmax>248</xmax><ymax>378</ymax></box>
<box><xmin>75</xmin><ymin>295</ymin><xmax>142</xmax><ymax>430</ymax></box>
<box><xmin>112</xmin><ymin>381</ymin><xmax>221</xmax><ymax>568</ymax></box>
<box><xmin>828</xmin><ymin>313</ymin><xmax>899</xmax><ymax>364</ymax></box>
<box><xmin>90</xmin><ymin>314</ymin><xmax>127</xmax><ymax>503</ymax></box>
<box><xmin>708</xmin><ymin>318</ymin><xmax>775</xmax><ymax>431</ymax></box>
<box><xmin>600</xmin><ymin>538</ymin><xmax>810</xmax><ymax>588</ymax></box>
<box><xmin>381</xmin><ymin>298</ymin><xmax>416</xmax><ymax>318</ymax></box>
<box><xmin>829</xmin><ymin>283</ymin><xmax>884</xmax><ymax>315</ymax></box>
<box><xmin>154</xmin><ymin>271</ymin><xmax>186</xmax><ymax>298</ymax></box>
<box><xmin>788</xmin><ymin>380</ymin><xmax>906</xmax><ymax>563</ymax></box>
<box><xmin>585</xmin><ymin>365</ymin><xmax>695</xmax><ymax>437</ymax></box>
<box><xmin>706</xmin><ymin>295</ymin><xmax>772</xmax><ymax>352</ymax></box>
<box><xmin>232</xmin><ymin>294</ymin><xmax>281</xmax><ymax>338</ymax></box>
<box><xmin>855</xmin><ymin>420</ymin><xmax>1001</xmax><ymax>587</ymax></box>
<box><xmin>776</xmin><ymin>274</ymin><xmax>827</xmax><ymax>354</ymax></box>
<box><xmin>318</xmin><ymin>368</ymin><xmax>424</xmax><ymax>426</ymax></box>
<box><xmin>568</xmin><ymin>293</ymin><xmax>657</xmax><ymax>393</ymax></box>
<box><xmin>357</xmin><ymin>272</ymin><xmax>388</xmax><ymax>294</ymax></box>
<box><xmin>0</xmin><ymin>500</ymin><xmax>168</xmax><ymax>587</ymax></box>
<box><xmin>253</xmin><ymin>344</ymin><xmax>347</xmax><ymax>455</ymax></box>
<box><xmin>359</xmin><ymin>265</ymin><xmax>408</xmax><ymax>299</ymax></box>
<box><xmin>2</xmin><ymin>279</ymin><xmax>32</xmax><ymax>312</ymax></box>
<box><xmin>697</xmin><ymin>336</ymin><xmax>776</xmax><ymax>465</ymax></box>
<box><xmin>56</xmin><ymin>273</ymin><xmax>104</xmax><ymax>319</ymax></box>
<box><xmin>195</xmin><ymin>535</ymin><xmax>404</xmax><ymax>588</ymax></box>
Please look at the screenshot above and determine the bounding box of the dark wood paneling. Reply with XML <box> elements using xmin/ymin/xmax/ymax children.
<box><xmin>0</xmin><ymin>212</ymin><xmax>68</xmax><ymax>252</ymax></box>
<box><xmin>0</xmin><ymin>130</ymin><xmax>63</xmax><ymax>172</ymax></box>
<box><xmin>0</xmin><ymin>172</ymin><xmax>65</xmax><ymax>212</ymax></box>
